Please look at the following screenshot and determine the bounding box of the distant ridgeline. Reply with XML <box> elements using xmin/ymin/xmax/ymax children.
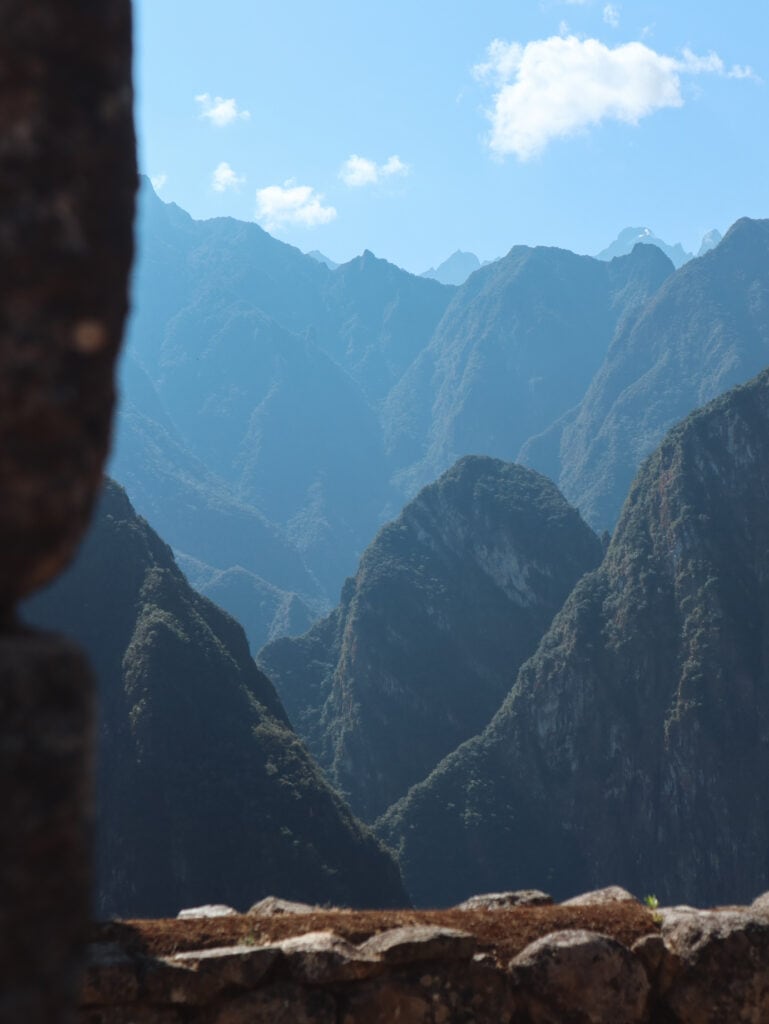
<box><xmin>114</xmin><ymin>177</ymin><xmax>769</xmax><ymax>626</ymax></box>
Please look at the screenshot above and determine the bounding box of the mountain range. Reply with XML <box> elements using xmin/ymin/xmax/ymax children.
<box><xmin>595</xmin><ymin>226</ymin><xmax>722</xmax><ymax>267</ymax></box>
<box><xmin>48</xmin><ymin>183</ymin><xmax>769</xmax><ymax>915</ymax></box>
<box><xmin>521</xmin><ymin>218</ymin><xmax>769</xmax><ymax>530</ymax></box>
<box><xmin>378</xmin><ymin>367</ymin><xmax>769</xmax><ymax>908</ymax></box>
<box><xmin>116</xmin><ymin>180</ymin><xmax>768</xmax><ymax>619</ymax></box>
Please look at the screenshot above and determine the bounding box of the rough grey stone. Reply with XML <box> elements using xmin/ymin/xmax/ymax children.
<box><xmin>561</xmin><ymin>885</ymin><xmax>637</xmax><ymax>906</ymax></box>
<box><xmin>658</xmin><ymin>908</ymin><xmax>769</xmax><ymax>1023</ymax></box>
<box><xmin>509</xmin><ymin>929</ymin><xmax>649</xmax><ymax>1023</ymax></box>
<box><xmin>360</xmin><ymin>926</ymin><xmax>476</xmax><ymax>965</ymax></box>
<box><xmin>164</xmin><ymin>945</ymin><xmax>280</xmax><ymax>998</ymax></box>
<box><xmin>630</xmin><ymin>932</ymin><xmax>666</xmax><ymax>979</ymax></box>
<box><xmin>278</xmin><ymin>931</ymin><xmax>383</xmax><ymax>983</ymax></box>
<box><xmin>177</xmin><ymin>904</ymin><xmax>238</xmax><ymax>919</ymax></box>
<box><xmin>457</xmin><ymin>889</ymin><xmax>552</xmax><ymax>909</ymax></box>
<box><xmin>249</xmin><ymin>896</ymin><xmax>318</xmax><ymax>916</ymax></box>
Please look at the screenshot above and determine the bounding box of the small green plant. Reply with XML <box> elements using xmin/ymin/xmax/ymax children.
<box><xmin>643</xmin><ymin>893</ymin><xmax>662</xmax><ymax>925</ymax></box>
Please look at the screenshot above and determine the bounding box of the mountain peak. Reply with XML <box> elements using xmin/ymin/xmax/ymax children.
<box><xmin>597</xmin><ymin>227</ymin><xmax>692</xmax><ymax>268</ymax></box>
<box><xmin>422</xmin><ymin>250</ymin><xmax>481</xmax><ymax>286</ymax></box>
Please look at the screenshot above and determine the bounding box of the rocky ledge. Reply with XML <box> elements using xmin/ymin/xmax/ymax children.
<box><xmin>80</xmin><ymin>886</ymin><xmax>769</xmax><ymax>1023</ymax></box>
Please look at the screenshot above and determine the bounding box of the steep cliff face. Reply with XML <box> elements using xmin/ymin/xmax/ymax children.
<box><xmin>526</xmin><ymin>217</ymin><xmax>769</xmax><ymax>530</ymax></box>
<box><xmin>380</xmin><ymin>369</ymin><xmax>769</xmax><ymax>908</ymax></box>
<box><xmin>260</xmin><ymin>457</ymin><xmax>602</xmax><ymax>821</ymax></box>
<box><xmin>24</xmin><ymin>482</ymin><xmax>407</xmax><ymax>917</ymax></box>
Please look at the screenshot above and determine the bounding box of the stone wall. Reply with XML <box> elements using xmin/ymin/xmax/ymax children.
<box><xmin>80</xmin><ymin>888</ymin><xmax>769</xmax><ymax>1023</ymax></box>
<box><xmin>0</xmin><ymin>2</ymin><xmax>136</xmax><ymax>1021</ymax></box>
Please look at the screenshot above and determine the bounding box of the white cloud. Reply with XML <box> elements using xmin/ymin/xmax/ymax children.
<box><xmin>150</xmin><ymin>173</ymin><xmax>167</xmax><ymax>194</ymax></box>
<box><xmin>474</xmin><ymin>35</ymin><xmax>756</xmax><ymax>160</ymax></box>
<box><xmin>339</xmin><ymin>153</ymin><xmax>410</xmax><ymax>187</ymax></box>
<box><xmin>255</xmin><ymin>183</ymin><xmax>337</xmax><ymax>231</ymax></box>
<box><xmin>195</xmin><ymin>93</ymin><xmax>251</xmax><ymax>127</ymax></box>
<box><xmin>212</xmin><ymin>161</ymin><xmax>245</xmax><ymax>192</ymax></box>
<box><xmin>603</xmin><ymin>4</ymin><xmax>620</xmax><ymax>27</ymax></box>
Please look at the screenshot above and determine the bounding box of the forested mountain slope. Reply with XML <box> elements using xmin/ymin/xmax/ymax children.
<box><xmin>260</xmin><ymin>457</ymin><xmax>602</xmax><ymax>821</ymax></box>
<box><xmin>380</xmin><ymin>369</ymin><xmax>769</xmax><ymax>909</ymax></box>
<box><xmin>522</xmin><ymin>218</ymin><xmax>769</xmax><ymax>530</ymax></box>
<box><xmin>24</xmin><ymin>482</ymin><xmax>407</xmax><ymax>917</ymax></box>
<box><xmin>386</xmin><ymin>241</ymin><xmax>672</xmax><ymax>489</ymax></box>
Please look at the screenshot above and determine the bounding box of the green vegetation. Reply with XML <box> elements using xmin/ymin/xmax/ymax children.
<box><xmin>378</xmin><ymin>369</ymin><xmax>769</xmax><ymax>909</ymax></box>
<box><xmin>24</xmin><ymin>481</ymin><xmax>407</xmax><ymax>917</ymax></box>
<box><xmin>260</xmin><ymin>455</ymin><xmax>602</xmax><ymax>821</ymax></box>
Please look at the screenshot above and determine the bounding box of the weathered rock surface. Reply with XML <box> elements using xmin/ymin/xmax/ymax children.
<box><xmin>456</xmin><ymin>890</ymin><xmax>553</xmax><ymax>910</ymax></box>
<box><xmin>359</xmin><ymin>926</ymin><xmax>476</xmax><ymax>964</ymax></box>
<box><xmin>656</xmin><ymin>907</ymin><xmax>769</xmax><ymax>1023</ymax></box>
<box><xmin>80</xmin><ymin>894</ymin><xmax>769</xmax><ymax>1022</ymax></box>
<box><xmin>0</xmin><ymin>3</ymin><xmax>136</xmax><ymax>1021</ymax></box>
<box><xmin>0</xmin><ymin>0</ymin><xmax>136</xmax><ymax>608</ymax></box>
<box><xmin>178</xmin><ymin>905</ymin><xmax>238</xmax><ymax>920</ymax></box>
<box><xmin>249</xmin><ymin>896</ymin><xmax>318</xmax><ymax>916</ymax></box>
<box><xmin>510</xmin><ymin>929</ymin><xmax>649</xmax><ymax>1023</ymax></box>
<box><xmin>278</xmin><ymin>931</ymin><xmax>382</xmax><ymax>983</ymax></box>
<box><xmin>562</xmin><ymin>886</ymin><xmax>637</xmax><ymax>906</ymax></box>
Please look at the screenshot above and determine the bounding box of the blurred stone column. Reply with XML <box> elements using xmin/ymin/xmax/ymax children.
<box><xmin>0</xmin><ymin>2</ymin><xmax>136</xmax><ymax>1021</ymax></box>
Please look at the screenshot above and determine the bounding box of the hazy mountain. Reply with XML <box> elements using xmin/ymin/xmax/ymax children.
<box><xmin>596</xmin><ymin>226</ymin><xmax>692</xmax><ymax>267</ymax></box>
<box><xmin>386</xmin><ymin>242</ymin><xmax>673</xmax><ymax>490</ymax></box>
<box><xmin>259</xmin><ymin>456</ymin><xmax>603</xmax><ymax>821</ymax></box>
<box><xmin>697</xmin><ymin>228</ymin><xmax>722</xmax><ymax>257</ymax></box>
<box><xmin>523</xmin><ymin>218</ymin><xmax>769</xmax><ymax>531</ymax></box>
<box><xmin>422</xmin><ymin>250</ymin><xmax>482</xmax><ymax>286</ymax></box>
<box><xmin>24</xmin><ymin>482</ymin><xmax>407</xmax><ymax>918</ymax></box>
<box><xmin>111</xmin><ymin>355</ymin><xmax>323</xmax><ymax>604</ymax></box>
<box><xmin>119</xmin><ymin>179</ymin><xmax>452</xmax><ymax>600</ymax></box>
<box><xmin>380</xmin><ymin>368</ymin><xmax>769</xmax><ymax>909</ymax></box>
<box><xmin>176</xmin><ymin>554</ymin><xmax>315</xmax><ymax>654</ymax></box>
<box><xmin>319</xmin><ymin>249</ymin><xmax>453</xmax><ymax>403</ymax></box>
<box><xmin>306</xmin><ymin>249</ymin><xmax>339</xmax><ymax>270</ymax></box>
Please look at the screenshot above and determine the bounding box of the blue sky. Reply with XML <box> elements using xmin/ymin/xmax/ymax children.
<box><xmin>134</xmin><ymin>0</ymin><xmax>768</xmax><ymax>273</ymax></box>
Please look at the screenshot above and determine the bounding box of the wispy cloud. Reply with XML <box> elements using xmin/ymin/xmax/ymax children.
<box><xmin>255</xmin><ymin>182</ymin><xmax>337</xmax><ymax>231</ymax></box>
<box><xmin>339</xmin><ymin>153</ymin><xmax>410</xmax><ymax>187</ymax></box>
<box><xmin>603</xmin><ymin>4</ymin><xmax>620</xmax><ymax>27</ymax></box>
<box><xmin>212</xmin><ymin>161</ymin><xmax>245</xmax><ymax>192</ymax></box>
<box><xmin>474</xmin><ymin>35</ymin><xmax>757</xmax><ymax>160</ymax></box>
<box><xmin>195</xmin><ymin>93</ymin><xmax>251</xmax><ymax>127</ymax></box>
<box><xmin>150</xmin><ymin>173</ymin><xmax>167</xmax><ymax>194</ymax></box>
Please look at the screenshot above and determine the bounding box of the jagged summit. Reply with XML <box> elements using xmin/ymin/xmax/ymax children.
<box><xmin>596</xmin><ymin>226</ymin><xmax>691</xmax><ymax>267</ymax></box>
<box><xmin>422</xmin><ymin>250</ymin><xmax>482</xmax><ymax>285</ymax></box>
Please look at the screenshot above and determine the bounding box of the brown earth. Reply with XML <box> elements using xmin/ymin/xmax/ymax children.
<box><xmin>91</xmin><ymin>901</ymin><xmax>656</xmax><ymax>964</ymax></box>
